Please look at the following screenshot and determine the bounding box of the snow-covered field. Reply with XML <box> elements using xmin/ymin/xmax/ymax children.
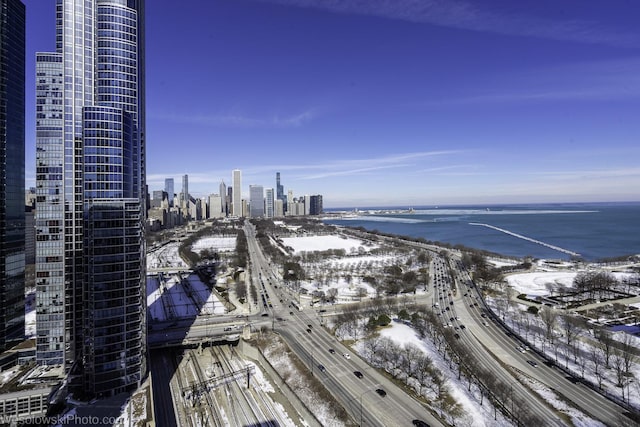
<box><xmin>506</xmin><ymin>271</ymin><xmax>636</xmax><ymax>298</ymax></box>
<box><xmin>191</xmin><ymin>236</ymin><xmax>236</xmax><ymax>253</ymax></box>
<box><xmin>506</xmin><ymin>272</ymin><xmax>577</xmax><ymax>297</ymax></box>
<box><xmin>147</xmin><ymin>273</ymin><xmax>225</xmax><ymax>322</ymax></box>
<box><xmin>281</xmin><ymin>235</ymin><xmax>374</xmax><ymax>254</ymax></box>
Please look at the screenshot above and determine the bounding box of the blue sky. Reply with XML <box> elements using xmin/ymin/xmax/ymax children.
<box><xmin>24</xmin><ymin>0</ymin><xmax>640</xmax><ymax>207</ymax></box>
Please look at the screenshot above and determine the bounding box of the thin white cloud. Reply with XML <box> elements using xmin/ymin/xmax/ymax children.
<box><xmin>260</xmin><ymin>0</ymin><xmax>640</xmax><ymax>47</ymax></box>
<box><xmin>295</xmin><ymin>150</ymin><xmax>463</xmax><ymax>179</ymax></box>
<box><xmin>531</xmin><ymin>167</ymin><xmax>640</xmax><ymax>180</ymax></box>
<box><xmin>421</xmin><ymin>56</ymin><xmax>640</xmax><ymax>107</ymax></box>
<box><xmin>149</xmin><ymin>109</ymin><xmax>316</xmax><ymax>128</ymax></box>
<box><xmin>301</xmin><ymin>164</ymin><xmax>409</xmax><ymax>180</ymax></box>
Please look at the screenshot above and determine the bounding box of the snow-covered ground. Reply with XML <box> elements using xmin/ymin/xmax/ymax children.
<box><xmin>147</xmin><ymin>273</ymin><xmax>226</xmax><ymax>322</ymax></box>
<box><xmin>368</xmin><ymin>323</ymin><xmax>511</xmax><ymax>426</ymax></box>
<box><xmin>281</xmin><ymin>235</ymin><xmax>375</xmax><ymax>254</ymax></box>
<box><xmin>191</xmin><ymin>236</ymin><xmax>236</xmax><ymax>253</ymax></box>
<box><xmin>147</xmin><ymin>241</ymin><xmax>188</xmax><ymax>270</ymax></box>
<box><xmin>506</xmin><ymin>272</ymin><xmax>577</xmax><ymax>297</ymax></box>
<box><xmin>506</xmin><ymin>271</ymin><xmax>636</xmax><ymax>298</ymax></box>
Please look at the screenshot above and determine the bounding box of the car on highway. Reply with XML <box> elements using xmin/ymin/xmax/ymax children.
<box><xmin>527</xmin><ymin>360</ymin><xmax>538</xmax><ymax>367</ymax></box>
<box><xmin>412</xmin><ymin>420</ymin><xmax>430</xmax><ymax>427</ymax></box>
<box><xmin>306</xmin><ymin>328</ymin><xmax>312</xmax><ymax>333</ymax></box>
<box><xmin>375</xmin><ymin>388</ymin><xmax>386</xmax><ymax>397</ymax></box>
<box><xmin>343</xmin><ymin>353</ymin><xmax>351</xmax><ymax>359</ymax></box>
<box><xmin>454</xmin><ymin>333</ymin><xmax>460</xmax><ymax>339</ymax></box>
<box><xmin>318</xmin><ymin>364</ymin><xmax>326</xmax><ymax>372</ymax></box>
<box><xmin>328</xmin><ymin>348</ymin><xmax>335</xmax><ymax>354</ymax></box>
<box><xmin>353</xmin><ymin>371</ymin><xmax>363</xmax><ymax>378</ymax></box>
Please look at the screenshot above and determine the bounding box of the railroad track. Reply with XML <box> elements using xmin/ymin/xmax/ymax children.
<box><xmin>189</xmin><ymin>350</ymin><xmax>225</xmax><ymax>427</ymax></box>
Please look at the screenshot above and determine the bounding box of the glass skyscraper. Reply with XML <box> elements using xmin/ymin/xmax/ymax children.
<box><xmin>0</xmin><ymin>0</ymin><xmax>25</xmax><ymax>352</ymax></box>
<box><xmin>249</xmin><ymin>185</ymin><xmax>264</xmax><ymax>218</ymax></box>
<box><xmin>181</xmin><ymin>173</ymin><xmax>189</xmax><ymax>213</ymax></box>
<box><xmin>276</xmin><ymin>171</ymin><xmax>286</xmax><ymax>213</ymax></box>
<box><xmin>36</xmin><ymin>0</ymin><xmax>146</xmax><ymax>398</ymax></box>
<box><xmin>164</xmin><ymin>177</ymin><xmax>174</xmax><ymax>207</ymax></box>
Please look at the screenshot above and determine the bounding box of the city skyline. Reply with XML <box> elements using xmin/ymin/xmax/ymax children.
<box><xmin>23</xmin><ymin>0</ymin><xmax>640</xmax><ymax>207</ymax></box>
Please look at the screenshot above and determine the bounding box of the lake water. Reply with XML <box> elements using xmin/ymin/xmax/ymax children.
<box><xmin>324</xmin><ymin>202</ymin><xmax>640</xmax><ymax>261</ymax></box>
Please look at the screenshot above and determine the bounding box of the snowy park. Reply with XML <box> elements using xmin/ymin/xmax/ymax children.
<box><xmin>147</xmin><ymin>273</ymin><xmax>226</xmax><ymax>322</ymax></box>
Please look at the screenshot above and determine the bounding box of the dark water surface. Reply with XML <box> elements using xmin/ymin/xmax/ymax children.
<box><xmin>324</xmin><ymin>202</ymin><xmax>640</xmax><ymax>261</ymax></box>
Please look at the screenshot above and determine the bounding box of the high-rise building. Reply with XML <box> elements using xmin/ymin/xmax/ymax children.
<box><xmin>164</xmin><ymin>178</ymin><xmax>174</xmax><ymax>207</ymax></box>
<box><xmin>35</xmin><ymin>0</ymin><xmax>146</xmax><ymax>398</ymax></box>
<box><xmin>276</xmin><ymin>172</ymin><xmax>286</xmax><ymax>213</ymax></box>
<box><xmin>310</xmin><ymin>195</ymin><xmax>323</xmax><ymax>215</ymax></box>
<box><xmin>219</xmin><ymin>180</ymin><xmax>227</xmax><ymax>215</ymax></box>
<box><xmin>208</xmin><ymin>194</ymin><xmax>223</xmax><ymax>219</ymax></box>
<box><xmin>181</xmin><ymin>174</ymin><xmax>189</xmax><ymax>214</ymax></box>
<box><xmin>0</xmin><ymin>0</ymin><xmax>25</xmax><ymax>352</ymax></box>
<box><xmin>265</xmin><ymin>188</ymin><xmax>274</xmax><ymax>218</ymax></box>
<box><xmin>232</xmin><ymin>169</ymin><xmax>242</xmax><ymax>217</ymax></box>
<box><xmin>249</xmin><ymin>185</ymin><xmax>264</xmax><ymax>218</ymax></box>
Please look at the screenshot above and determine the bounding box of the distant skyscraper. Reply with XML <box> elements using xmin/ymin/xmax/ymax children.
<box><xmin>35</xmin><ymin>0</ymin><xmax>146</xmax><ymax>398</ymax></box>
<box><xmin>182</xmin><ymin>174</ymin><xmax>189</xmax><ymax>212</ymax></box>
<box><xmin>276</xmin><ymin>172</ymin><xmax>286</xmax><ymax>213</ymax></box>
<box><xmin>232</xmin><ymin>169</ymin><xmax>242</xmax><ymax>216</ymax></box>
<box><xmin>219</xmin><ymin>180</ymin><xmax>227</xmax><ymax>215</ymax></box>
<box><xmin>310</xmin><ymin>195</ymin><xmax>323</xmax><ymax>215</ymax></box>
<box><xmin>165</xmin><ymin>178</ymin><xmax>174</xmax><ymax>207</ymax></box>
<box><xmin>249</xmin><ymin>185</ymin><xmax>264</xmax><ymax>218</ymax></box>
<box><xmin>0</xmin><ymin>0</ymin><xmax>25</xmax><ymax>351</ymax></box>
<box><xmin>265</xmin><ymin>188</ymin><xmax>274</xmax><ymax>218</ymax></box>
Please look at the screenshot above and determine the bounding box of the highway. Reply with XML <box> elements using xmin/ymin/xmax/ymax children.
<box><xmin>150</xmin><ymin>222</ymin><xmax>632</xmax><ymax>426</ymax></box>
<box><xmin>244</xmin><ymin>222</ymin><xmax>443</xmax><ymax>427</ymax></box>
<box><xmin>447</xmin><ymin>259</ymin><xmax>630</xmax><ymax>426</ymax></box>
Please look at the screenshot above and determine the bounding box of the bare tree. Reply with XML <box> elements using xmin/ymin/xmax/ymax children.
<box><xmin>590</xmin><ymin>346</ymin><xmax>605</xmax><ymax>389</ymax></box>
<box><xmin>595</xmin><ymin>327</ymin><xmax>614</xmax><ymax>368</ymax></box>
<box><xmin>539</xmin><ymin>306</ymin><xmax>558</xmax><ymax>343</ymax></box>
<box><xmin>612</xmin><ymin>346</ymin><xmax>626</xmax><ymax>388</ymax></box>
<box><xmin>620</xmin><ymin>333</ymin><xmax>637</xmax><ymax>373</ymax></box>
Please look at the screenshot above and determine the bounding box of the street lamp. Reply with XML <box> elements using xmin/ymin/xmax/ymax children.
<box><xmin>298</xmin><ymin>333</ymin><xmax>315</xmax><ymax>376</ymax></box>
<box><xmin>359</xmin><ymin>387</ymin><xmax>378</xmax><ymax>426</ymax></box>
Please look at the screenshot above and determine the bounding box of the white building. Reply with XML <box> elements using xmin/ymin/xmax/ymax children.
<box><xmin>208</xmin><ymin>194</ymin><xmax>224</xmax><ymax>218</ymax></box>
<box><xmin>232</xmin><ymin>169</ymin><xmax>242</xmax><ymax>217</ymax></box>
<box><xmin>265</xmin><ymin>188</ymin><xmax>274</xmax><ymax>218</ymax></box>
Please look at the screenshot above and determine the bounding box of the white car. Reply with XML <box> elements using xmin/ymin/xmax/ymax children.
<box><xmin>343</xmin><ymin>353</ymin><xmax>351</xmax><ymax>359</ymax></box>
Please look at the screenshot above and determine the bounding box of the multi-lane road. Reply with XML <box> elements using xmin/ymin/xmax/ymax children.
<box><xmin>442</xmin><ymin>256</ymin><xmax>630</xmax><ymax>426</ymax></box>
<box><xmin>244</xmin><ymin>222</ymin><xmax>443</xmax><ymax>426</ymax></box>
<box><xmin>152</xmin><ymin>223</ymin><xmax>632</xmax><ymax>426</ymax></box>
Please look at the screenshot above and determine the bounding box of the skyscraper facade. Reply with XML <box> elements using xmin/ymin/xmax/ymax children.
<box><xmin>249</xmin><ymin>185</ymin><xmax>264</xmax><ymax>218</ymax></box>
<box><xmin>164</xmin><ymin>178</ymin><xmax>174</xmax><ymax>207</ymax></box>
<box><xmin>276</xmin><ymin>172</ymin><xmax>286</xmax><ymax>213</ymax></box>
<box><xmin>310</xmin><ymin>195</ymin><xmax>323</xmax><ymax>215</ymax></box>
<box><xmin>219</xmin><ymin>180</ymin><xmax>227</xmax><ymax>215</ymax></box>
<box><xmin>232</xmin><ymin>169</ymin><xmax>242</xmax><ymax>217</ymax></box>
<box><xmin>0</xmin><ymin>0</ymin><xmax>25</xmax><ymax>351</ymax></box>
<box><xmin>265</xmin><ymin>188</ymin><xmax>274</xmax><ymax>218</ymax></box>
<box><xmin>35</xmin><ymin>0</ymin><xmax>146</xmax><ymax>398</ymax></box>
<box><xmin>181</xmin><ymin>174</ymin><xmax>189</xmax><ymax>213</ymax></box>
